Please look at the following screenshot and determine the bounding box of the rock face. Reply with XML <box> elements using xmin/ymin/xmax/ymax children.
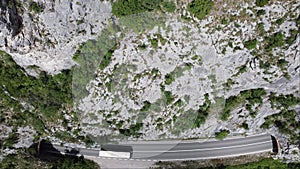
<box><xmin>0</xmin><ymin>0</ymin><xmax>112</xmax><ymax>75</ymax></box>
<box><xmin>0</xmin><ymin>0</ymin><xmax>23</xmax><ymax>38</ymax></box>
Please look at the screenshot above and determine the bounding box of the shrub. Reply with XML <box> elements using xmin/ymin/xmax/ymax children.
<box><xmin>0</xmin><ymin>50</ymin><xmax>75</xmax><ymax>138</ymax></box>
<box><xmin>244</xmin><ymin>39</ymin><xmax>258</xmax><ymax>50</ymax></box>
<box><xmin>255</xmin><ymin>0</ymin><xmax>269</xmax><ymax>7</ymax></box>
<box><xmin>276</xmin><ymin>18</ymin><xmax>284</xmax><ymax>25</ymax></box>
<box><xmin>193</xmin><ymin>93</ymin><xmax>210</xmax><ymax>128</ymax></box>
<box><xmin>112</xmin><ymin>0</ymin><xmax>163</xmax><ymax>17</ymax></box>
<box><xmin>29</xmin><ymin>1</ymin><xmax>42</xmax><ymax>13</ymax></box>
<box><xmin>215</xmin><ymin>129</ymin><xmax>230</xmax><ymax>140</ymax></box>
<box><xmin>163</xmin><ymin>1</ymin><xmax>176</xmax><ymax>13</ymax></box>
<box><xmin>221</xmin><ymin>18</ymin><xmax>229</xmax><ymax>25</ymax></box>
<box><xmin>141</xmin><ymin>101</ymin><xmax>151</xmax><ymax>111</ymax></box>
<box><xmin>256</xmin><ymin>9</ymin><xmax>266</xmax><ymax>16</ymax></box>
<box><xmin>187</xmin><ymin>0</ymin><xmax>214</xmax><ymax>20</ymax></box>
<box><xmin>265</xmin><ymin>32</ymin><xmax>285</xmax><ymax>51</ymax></box>
<box><xmin>165</xmin><ymin>73</ymin><xmax>175</xmax><ymax>85</ymax></box>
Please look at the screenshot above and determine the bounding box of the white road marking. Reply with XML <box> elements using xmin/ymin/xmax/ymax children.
<box><xmin>134</xmin><ymin>140</ymin><xmax>272</xmax><ymax>153</ymax></box>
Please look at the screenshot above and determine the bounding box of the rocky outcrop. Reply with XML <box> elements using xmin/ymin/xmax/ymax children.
<box><xmin>0</xmin><ymin>0</ymin><xmax>112</xmax><ymax>75</ymax></box>
<box><xmin>0</xmin><ymin>0</ymin><xmax>23</xmax><ymax>38</ymax></box>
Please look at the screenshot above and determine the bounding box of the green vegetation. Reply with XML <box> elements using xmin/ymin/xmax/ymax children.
<box><xmin>150</xmin><ymin>38</ymin><xmax>159</xmax><ymax>48</ymax></box>
<box><xmin>255</xmin><ymin>0</ymin><xmax>269</xmax><ymax>7</ymax></box>
<box><xmin>269</xmin><ymin>93</ymin><xmax>300</xmax><ymax>109</ymax></box>
<box><xmin>226</xmin><ymin>158</ymin><xmax>299</xmax><ymax>169</ymax></box>
<box><xmin>256</xmin><ymin>9</ymin><xmax>266</xmax><ymax>16</ymax></box>
<box><xmin>261</xmin><ymin>93</ymin><xmax>300</xmax><ymax>143</ymax></box>
<box><xmin>215</xmin><ymin>129</ymin><xmax>230</xmax><ymax>140</ymax></box>
<box><xmin>277</xmin><ymin>59</ymin><xmax>289</xmax><ymax>71</ymax></box>
<box><xmin>0</xmin><ymin>149</ymin><xmax>100</xmax><ymax>169</ymax></box>
<box><xmin>165</xmin><ymin>73</ymin><xmax>175</xmax><ymax>85</ymax></box>
<box><xmin>224</xmin><ymin>78</ymin><xmax>237</xmax><ymax>90</ymax></box>
<box><xmin>0</xmin><ymin>50</ymin><xmax>73</xmax><ymax>136</ymax></box>
<box><xmin>164</xmin><ymin>90</ymin><xmax>175</xmax><ymax>105</ymax></box>
<box><xmin>119</xmin><ymin>122</ymin><xmax>143</xmax><ymax>137</ymax></box>
<box><xmin>187</xmin><ymin>0</ymin><xmax>214</xmax><ymax>20</ymax></box>
<box><xmin>112</xmin><ymin>0</ymin><xmax>163</xmax><ymax>17</ymax></box>
<box><xmin>53</xmin><ymin>156</ymin><xmax>100</xmax><ymax>169</ymax></box>
<box><xmin>119</xmin><ymin>12</ymin><xmax>165</xmax><ymax>33</ymax></box>
<box><xmin>276</xmin><ymin>18</ymin><xmax>284</xmax><ymax>25</ymax></box>
<box><xmin>149</xmin><ymin>34</ymin><xmax>167</xmax><ymax>49</ymax></box>
<box><xmin>261</xmin><ymin>109</ymin><xmax>300</xmax><ymax>143</ymax></box>
<box><xmin>286</xmin><ymin>29</ymin><xmax>298</xmax><ymax>46</ymax></box>
<box><xmin>153</xmin><ymin>158</ymin><xmax>300</xmax><ymax>169</ymax></box>
<box><xmin>164</xmin><ymin>63</ymin><xmax>193</xmax><ymax>85</ymax></box>
<box><xmin>193</xmin><ymin>93</ymin><xmax>211</xmax><ymax>128</ymax></box>
<box><xmin>244</xmin><ymin>39</ymin><xmax>257</xmax><ymax>50</ymax></box>
<box><xmin>141</xmin><ymin>101</ymin><xmax>151</xmax><ymax>111</ymax></box>
<box><xmin>234</xmin><ymin>64</ymin><xmax>247</xmax><ymax>76</ymax></box>
<box><xmin>163</xmin><ymin>1</ymin><xmax>176</xmax><ymax>13</ymax></box>
<box><xmin>72</xmin><ymin>27</ymin><xmax>119</xmax><ymax>101</ymax></box>
<box><xmin>29</xmin><ymin>1</ymin><xmax>42</xmax><ymax>13</ymax></box>
<box><xmin>171</xmin><ymin>108</ymin><xmax>197</xmax><ymax>135</ymax></box>
<box><xmin>220</xmin><ymin>88</ymin><xmax>266</xmax><ymax>120</ymax></box>
<box><xmin>264</xmin><ymin>32</ymin><xmax>284</xmax><ymax>52</ymax></box>
<box><xmin>221</xmin><ymin>18</ymin><xmax>229</xmax><ymax>25</ymax></box>
<box><xmin>240</xmin><ymin>121</ymin><xmax>249</xmax><ymax>130</ymax></box>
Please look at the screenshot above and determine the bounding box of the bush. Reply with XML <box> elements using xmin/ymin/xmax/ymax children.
<box><xmin>141</xmin><ymin>101</ymin><xmax>151</xmax><ymax>111</ymax></box>
<box><xmin>29</xmin><ymin>1</ymin><xmax>42</xmax><ymax>13</ymax></box>
<box><xmin>163</xmin><ymin>1</ymin><xmax>176</xmax><ymax>13</ymax></box>
<box><xmin>256</xmin><ymin>9</ymin><xmax>266</xmax><ymax>16</ymax></box>
<box><xmin>255</xmin><ymin>0</ymin><xmax>269</xmax><ymax>7</ymax></box>
<box><xmin>112</xmin><ymin>0</ymin><xmax>163</xmax><ymax>17</ymax></box>
<box><xmin>244</xmin><ymin>39</ymin><xmax>258</xmax><ymax>50</ymax></box>
<box><xmin>265</xmin><ymin>32</ymin><xmax>285</xmax><ymax>51</ymax></box>
<box><xmin>215</xmin><ymin>129</ymin><xmax>230</xmax><ymax>140</ymax></box>
<box><xmin>220</xmin><ymin>88</ymin><xmax>266</xmax><ymax>120</ymax></box>
<box><xmin>221</xmin><ymin>18</ymin><xmax>229</xmax><ymax>25</ymax></box>
<box><xmin>0</xmin><ymin>50</ymin><xmax>80</xmax><ymax>142</ymax></box>
<box><xmin>165</xmin><ymin>73</ymin><xmax>175</xmax><ymax>85</ymax></box>
<box><xmin>193</xmin><ymin>94</ymin><xmax>210</xmax><ymax>128</ymax></box>
<box><xmin>261</xmin><ymin>110</ymin><xmax>300</xmax><ymax>144</ymax></box>
<box><xmin>187</xmin><ymin>0</ymin><xmax>214</xmax><ymax>20</ymax></box>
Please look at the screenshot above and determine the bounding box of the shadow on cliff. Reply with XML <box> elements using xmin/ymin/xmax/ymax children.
<box><xmin>29</xmin><ymin>139</ymin><xmax>82</xmax><ymax>162</ymax></box>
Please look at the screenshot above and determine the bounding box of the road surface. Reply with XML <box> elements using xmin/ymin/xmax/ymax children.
<box><xmin>43</xmin><ymin>133</ymin><xmax>273</xmax><ymax>161</ymax></box>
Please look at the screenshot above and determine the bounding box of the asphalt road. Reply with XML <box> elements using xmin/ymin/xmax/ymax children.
<box><xmin>123</xmin><ymin>134</ymin><xmax>273</xmax><ymax>160</ymax></box>
<box><xmin>45</xmin><ymin>134</ymin><xmax>273</xmax><ymax>161</ymax></box>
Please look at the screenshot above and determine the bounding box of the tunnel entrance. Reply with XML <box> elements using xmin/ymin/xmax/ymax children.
<box><xmin>271</xmin><ymin>135</ymin><xmax>279</xmax><ymax>154</ymax></box>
